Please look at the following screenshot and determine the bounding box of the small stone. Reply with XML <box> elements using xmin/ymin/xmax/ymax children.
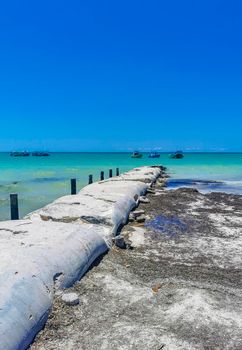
<box><xmin>132</xmin><ymin>210</ymin><xmax>145</xmax><ymax>218</ymax></box>
<box><xmin>136</xmin><ymin>214</ymin><xmax>146</xmax><ymax>223</ymax></box>
<box><xmin>147</xmin><ymin>188</ymin><xmax>156</xmax><ymax>194</ymax></box>
<box><xmin>113</xmin><ymin>235</ymin><xmax>126</xmax><ymax>249</ymax></box>
<box><xmin>61</xmin><ymin>293</ymin><xmax>80</xmax><ymax>306</ymax></box>
<box><xmin>139</xmin><ymin>196</ymin><xmax>150</xmax><ymax>203</ymax></box>
<box><xmin>129</xmin><ymin>213</ymin><xmax>135</xmax><ymax>222</ymax></box>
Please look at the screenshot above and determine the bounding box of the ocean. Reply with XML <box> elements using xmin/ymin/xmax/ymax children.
<box><xmin>0</xmin><ymin>152</ymin><xmax>242</xmax><ymax>220</ymax></box>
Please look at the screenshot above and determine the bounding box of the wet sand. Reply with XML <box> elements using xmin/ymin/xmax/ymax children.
<box><xmin>30</xmin><ymin>179</ymin><xmax>242</xmax><ymax>350</ymax></box>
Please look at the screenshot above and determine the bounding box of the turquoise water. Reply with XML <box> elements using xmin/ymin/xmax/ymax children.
<box><xmin>0</xmin><ymin>152</ymin><xmax>242</xmax><ymax>220</ymax></box>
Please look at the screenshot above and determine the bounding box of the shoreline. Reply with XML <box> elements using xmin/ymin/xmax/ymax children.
<box><xmin>1</xmin><ymin>152</ymin><xmax>242</xmax><ymax>221</ymax></box>
<box><xmin>0</xmin><ymin>166</ymin><xmax>163</xmax><ymax>350</ymax></box>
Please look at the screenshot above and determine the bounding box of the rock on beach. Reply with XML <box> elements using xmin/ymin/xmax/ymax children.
<box><xmin>61</xmin><ymin>293</ymin><xmax>80</xmax><ymax>306</ymax></box>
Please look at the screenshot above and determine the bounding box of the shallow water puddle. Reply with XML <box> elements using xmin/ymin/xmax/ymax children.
<box><xmin>145</xmin><ymin>214</ymin><xmax>188</xmax><ymax>238</ymax></box>
<box><xmin>166</xmin><ymin>178</ymin><xmax>242</xmax><ymax>195</ymax></box>
<box><xmin>167</xmin><ymin>178</ymin><xmax>223</xmax><ymax>192</ymax></box>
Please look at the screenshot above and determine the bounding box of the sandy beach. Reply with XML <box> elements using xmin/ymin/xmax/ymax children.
<box><xmin>30</xmin><ymin>171</ymin><xmax>242</xmax><ymax>350</ymax></box>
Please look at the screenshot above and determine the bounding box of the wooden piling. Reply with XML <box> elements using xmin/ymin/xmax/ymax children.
<box><xmin>10</xmin><ymin>194</ymin><xmax>19</xmax><ymax>220</ymax></box>
<box><xmin>89</xmin><ymin>175</ymin><xmax>93</xmax><ymax>184</ymax></box>
<box><xmin>116</xmin><ymin>168</ymin><xmax>120</xmax><ymax>176</ymax></box>
<box><xmin>71</xmin><ymin>179</ymin><xmax>77</xmax><ymax>195</ymax></box>
<box><xmin>109</xmin><ymin>169</ymin><xmax>113</xmax><ymax>178</ymax></box>
<box><xmin>100</xmin><ymin>171</ymin><xmax>104</xmax><ymax>181</ymax></box>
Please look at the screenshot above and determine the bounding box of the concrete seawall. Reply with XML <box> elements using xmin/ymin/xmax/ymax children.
<box><xmin>0</xmin><ymin>166</ymin><xmax>162</xmax><ymax>350</ymax></box>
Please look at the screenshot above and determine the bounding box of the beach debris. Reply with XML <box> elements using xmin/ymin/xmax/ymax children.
<box><xmin>132</xmin><ymin>210</ymin><xmax>145</xmax><ymax>218</ymax></box>
<box><xmin>129</xmin><ymin>213</ymin><xmax>135</xmax><ymax>222</ymax></box>
<box><xmin>152</xmin><ymin>283</ymin><xmax>162</xmax><ymax>293</ymax></box>
<box><xmin>129</xmin><ymin>211</ymin><xmax>147</xmax><ymax>224</ymax></box>
<box><xmin>147</xmin><ymin>188</ymin><xmax>156</xmax><ymax>194</ymax></box>
<box><xmin>136</xmin><ymin>214</ymin><xmax>146</xmax><ymax>223</ymax></box>
<box><xmin>129</xmin><ymin>210</ymin><xmax>146</xmax><ymax>223</ymax></box>
<box><xmin>139</xmin><ymin>196</ymin><xmax>150</xmax><ymax>203</ymax></box>
<box><xmin>61</xmin><ymin>293</ymin><xmax>80</xmax><ymax>306</ymax></box>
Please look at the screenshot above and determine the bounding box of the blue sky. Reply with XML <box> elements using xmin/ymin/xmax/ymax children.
<box><xmin>0</xmin><ymin>0</ymin><xmax>241</xmax><ymax>151</ymax></box>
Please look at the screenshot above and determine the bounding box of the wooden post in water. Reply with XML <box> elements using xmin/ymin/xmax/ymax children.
<box><xmin>10</xmin><ymin>194</ymin><xmax>19</xmax><ymax>220</ymax></box>
<box><xmin>100</xmin><ymin>171</ymin><xmax>104</xmax><ymax>181</ymax></box>
<box><xmin>89</xmin><ymin>175</ymin><xmax>93</xmax><ymax>184</ymax></box>
<box><xmin>116</xmin><ymin>168</ymin><xmax>120</xmax><ymax>176</ymax></box>
<box><xmin>109</xmin><ymin>169</ymin><xmax>113</xmax><ymax>178</ymax></box>
<box><xmin>71</xmin><ymin>179</ymin><xmax>77</xmax><ymax>195</ymax></box>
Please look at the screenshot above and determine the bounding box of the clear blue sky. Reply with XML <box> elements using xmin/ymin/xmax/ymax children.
<box><xmin>0</xmin><ymin>0</ymin><xmax>241</xmax><ymax>151</ymax></box>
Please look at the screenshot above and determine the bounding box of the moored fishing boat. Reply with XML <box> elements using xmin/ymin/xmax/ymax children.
<box><xmin>148</xmin><ymin>152</ymin><xmax>160</xmax><ymax>158</ymax></box>
<box><xmin>131</xmin><ymin>151</ymin><xmax>143</xmax><ymax>158</ymax></box>
<box><xmin>32</xmin><ymin>152</ymin><xmax>50</xmax><ymax>157</ymax></box>
<box><xmin>10</xmin><ymin>151</ymin><xmax>30</xmax><ymax>157</ymax></box>
<box><xmin>169</xmin><ymin>151</ymin><xmax>184</xmax><ymax>159</ymax></box>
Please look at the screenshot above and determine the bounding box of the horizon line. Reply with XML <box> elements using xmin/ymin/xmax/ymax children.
<box><xmin>1</xmin><ymin>151</ymin><xmax>242</xmax><ymax>154</ymax></box>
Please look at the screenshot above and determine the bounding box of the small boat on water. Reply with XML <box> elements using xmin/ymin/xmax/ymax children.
<box><xmin>131</xmin><ymin>151</ymin><xmax>143</xmax><ymax>158</ymax></box>
<box><xmin>32</xmin><ymin>151</ymin><xmax>50</xmax><ymax>157</ymax></box>
<box><xmin>169</xmin><ymin>151</ymin><xmax>184</xmax><ymax>159</ymax></box>
<box><xmin>148</xmin><ymin>152</ymin><xmax>160</xmax><ymax>158</ymax></box>
<box><xmin>10</xmin><ymin>151</ymin><xmax>30</xmax><ymax>157</ymax></box>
